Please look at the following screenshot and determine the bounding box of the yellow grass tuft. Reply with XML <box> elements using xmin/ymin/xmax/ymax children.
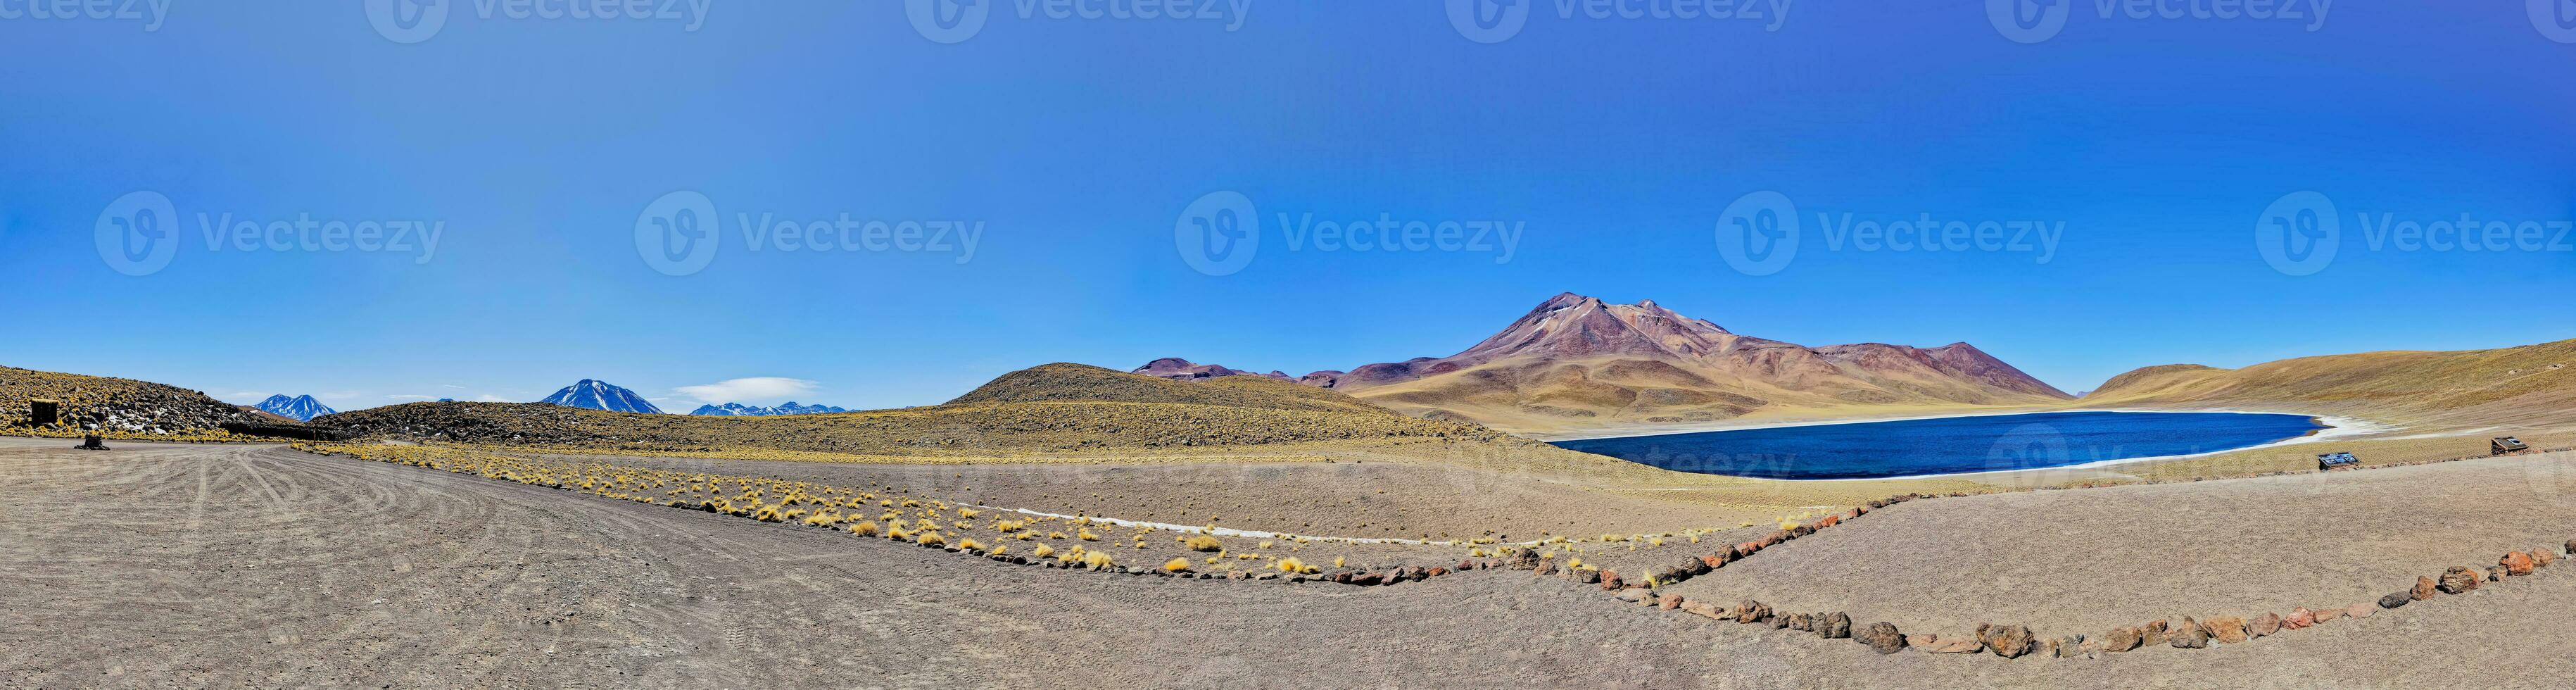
<box><xmin>1033</xmin><ymin>544</ymin><xmax>1056</xmax><ymax>559</ymax></box>
<box><xmin>916</xmin><ymin>532</ymin><xmax>946</xmax><ymax>548</ymax></box>
<box><xmin>957</xmin><ymin>538</ymin><xmax>983</xmax><ymax>551</ymax></box>
<box><xmin>1164</xmin><ymin>558</ymin><xmax>1192</xmax><ymax>572</ymax></box>
<box><xmin>1333</xmin><ymin>556</ymin><xmax>1346</xmax><ymax>568</ymax></box>
<box><xmin>849</xmin><ymin>521</ymin><xmax>881</xmax><ymax>537</ymax></box>
<box><xmin>1078</xmin><ymin>529</ymin><xmax>1101</xmax><ymax>541</ymax></box>
<box><xmin>1276</xmin><ymin>557</ymin><xmax>1315</xmax><ymax>574</ymax></box>
<box><xmin>959</xmin><ymin>508</ymin><xmax>981</xmax><ymax>519</ymax></box>
<box><xmin>1185</xmin><ymin>535</ymin><xmax>1224</xmax><ymax>552</ymax></box>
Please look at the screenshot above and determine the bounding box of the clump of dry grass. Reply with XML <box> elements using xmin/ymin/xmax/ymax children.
<box><xmin>1033</xmin><ymin>544</ymin><xmax>1056</xmax><ymax>559</ymax></box>
<box><xmin>1163</xmin><ymin>558</ymin><xmax>1192</xmax><ymax>572</ymax></box>
<box><xmin>849</xmin><ymin>520</ymin><xmax>881</xmax><ymax>537</ymax></box>
<box><xmin>1185</xmin><ymin>535</ymin><xmax>1223</xmax><ymax>552</ymax></box>
<box><xmin>1078</xmin><ymin>529</ymin><xmax>1101</xmax><ymax>541</ymax></box>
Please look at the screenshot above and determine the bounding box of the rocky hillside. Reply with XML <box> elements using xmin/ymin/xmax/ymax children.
<box><xmin>0</xmin><ymin>365</ymin><xmax>258</xmax><ymax>438</ymax></box>
<box><xmin>321</xmin><ymin>364</ymin><xmax>1518</xmax><ymax>456</ymax></box>
<box><xmin>1142</xmin><ymin>293</ymin><xmax>2073</xmax><ymax>435</ymax></box>
<box><xmin>2083</xmin><ymin>338</ymin><xmax>2576</xmax><ymax>429</ymax></box>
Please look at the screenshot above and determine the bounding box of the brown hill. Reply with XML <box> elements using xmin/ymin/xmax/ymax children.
<box><xmin>0</xmin><ymin>365</ymin><xmax>257</xmax><ymax>439</ymax></box>
<box><xmin>1141</xmin><ymin>293</ymin><xmax>2072</xmax><ymax>435</ymax></box>
<box><xmin>2082</xmin><ymin>338</ymin><xmax>2576</xmax><ymax>429</ymax></box>
<box><xmin>324</xmin><ymin>363</ymin><xmax>1522</xmax><ymax>456</ymax></box>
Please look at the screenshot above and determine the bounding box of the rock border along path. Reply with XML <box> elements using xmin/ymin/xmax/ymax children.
<box><xmin>1546</xmin><ymin>450</ymin><xmax>2576</xmax><ymax>661</ymax></box>
<box><xmin>296</xmin><ymin>442</ymin><xmax>2576</xmax><ymax>660</ymax></box>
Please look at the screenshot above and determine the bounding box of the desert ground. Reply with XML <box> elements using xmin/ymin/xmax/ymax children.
<box><xmin>8</xmin><ymin>437</ymin><xmax>2576</xmax><ymax>689</ymax></box>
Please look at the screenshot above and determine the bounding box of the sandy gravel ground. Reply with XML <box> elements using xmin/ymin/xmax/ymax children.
<box><xmin>8</xmin><ymin>439</ymin><xmax>2576</xmax><ymax>689</ymax></box>
<box><xmin>1667</xmin><ymin>451</ymin><xmax>2576</xmax><ymax>637</ymax></box>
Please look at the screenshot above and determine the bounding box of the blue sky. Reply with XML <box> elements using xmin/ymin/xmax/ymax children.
<box><xmin>1</xmin><ymin>1</ymin><xmax>2570</xmax><ymax>412</ymax></box>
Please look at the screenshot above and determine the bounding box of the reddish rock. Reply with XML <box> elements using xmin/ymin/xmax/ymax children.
<box><xmin>1733</xmin><ymin>600</ymin><xmax>1772</xmax><ymax>625</ymax></box>
<box><xmin>2143</xmin><ymin>620</ymin><xmax>2170</xmax><ymax>646</ymax></box>
<box><xmin>2413</xmin><ymin>576</ymin><xmax>2438</xmax><ymax>601</ymax></box>
<box><xmin>2313</xmin><ymin>608</ymin><xmax>2344</xmax><ymax>624</ymax></box>
<box><xmin>2104</xmin><ymin>627</ymin><xmax>2143</xmax><ymax>652</ymax></box>
<box><xmin>1857</xmin><ymin>622</ymin><xmax>1905</xmax><ymax>654</ymax></box>
<box><xmin>1978</xmin><ymin>624</ymin><xmax>2037</xmax><ymax>658</ymax></box>
<box><xmin>1818</xmin><ymin>515</ymin><xmax>1841</xmax><ymax>528</ymax></box>
<box><xmin>2251</xmin><ymin>613</ymin><xmax>2282</xmax><ymax>638</ymax></box>
<box><xmin>2168</xmin><ymin>618</ymin><xmax>2209</xmax><ymax>649</ymax></box>
<box><xmin>1426</xmin><ymin>567</ymin><xmax>1448</xmax><ymax>578</ymax></box>
<box><xmin>2504</xmin><ymin>552</ymin><xmax>2536</xmax><ymax>577</ymax></box>
<box><xmin>1682</xmin><ymin>601</ymin><xmax>1726</xmax><ymax>620</ymax></box>
<box><xmin>2284</xmin><ymin>608</ymin><xmax>2316</xmax><ymax>630</ymax></box>
<box><xmin>2345</xmin><ymin>603</ymin><xmax>2374</xmax><ymax>620</ymax></box>
<box><xmin>2534</xmin><ymin>548</ymin><xmax>2557</xmax><ymax>568</ymax></box>
<box><xmin>2203</xmin><ymin>617</ymin><xmax>2249</xmax><ymax>644</ymax></box>
<box><xmin>1658</xmin><ymin>594</ymin><xmax>1684</xmax><ymax>610</ymax></box>
<box><xmin>1535</xmin><ymin>560</ymin><xmax>1560</xmax><ymax>577</ymax></box>
<box><xmin>2439</xmin><ymin>567</ymin><xmax>2482</xmax><ymax>594</ymax></box>
<box><xmin>1600</xmin><ymin>570</ymin><xmax>1623</xmax><ymax>591</ymax></box>
<box><xmin>1700</xmin><ymin>555</ymin><xmax>1728</xmax><ymax>570</ymax></box>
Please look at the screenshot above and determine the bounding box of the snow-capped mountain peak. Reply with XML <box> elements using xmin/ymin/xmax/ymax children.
<box><xmin>688</xmin><ymin>401</ymin><xmax>850</xmax><ymax>417</ymax></box>
<box><xmin>255</xmin><ymin>394</ymin><xmax>337</xmax><ymax>422</ymax></box>
<box><xmin>539</xmin><ymin>380</ymin><xmax>664</xmax><ymax>414</ymax></box>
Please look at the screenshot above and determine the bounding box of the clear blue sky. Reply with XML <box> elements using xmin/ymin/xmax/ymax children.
<box><xmin>1</xmin><ymin>2</ymin><xmax>2570</xmax><ymax>412</ymax></box>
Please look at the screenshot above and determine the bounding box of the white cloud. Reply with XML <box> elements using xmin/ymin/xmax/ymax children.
<box><xmin>674</xmin><ymin>377</ymin><xmax>819</xmax><ymax>405</ymax></box>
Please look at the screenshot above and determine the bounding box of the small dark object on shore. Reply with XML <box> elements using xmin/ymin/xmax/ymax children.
<box><xmin>75</xmin><ymin>434</ymin><xmax>111</xmax><ymax>451</ymax></box>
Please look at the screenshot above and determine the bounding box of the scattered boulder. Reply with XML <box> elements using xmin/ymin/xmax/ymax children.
<box><xmin>2284</xmin><ymin>608</ymin><xmax>2316</xmax><ymax>630</ymax></box>
<box><xmin>2104</xmin><ymin>627</ymin><xmax>2143</xmax><ymax>652</ymax></box>
<box><xmin>1600</xmin><ymin>570</ymin><xmax>1623</xmax><ymax>591</ymax></box>
<box><xmin>2439</xmin><ymin>567</ymin><xmax>2482</xmax><ymax>595</ymax></box>
<box><xmin>1924</xmin><ymin>636</ymin><xmax>1986</xmax><ymax>655</ymax></box>
<box><xmin>2504</xmin><ymin>552</ymin><xmax>2536</xmax><ymax>577</ymax></box>
<box><xmin>1681</xmin><ymin>601</ymin><xmax>1726</xmax><ymax>621</ymax></box>
<box><xmin>1786</xmin><ymin>613</ymin><xmax>1814</xmax><ymax>632</ymax></box>
<box><xmin>2380</xmin><ymin>592</ymin><xmax>2413</xmax><ymax>610</ymax></box>
<box><xmin>1615</xmin><ymin>589</ymin><xmax>1650</xmax><ymax>603</ymax></box>
<box><xmin>2345</xmin><ymin>603</ymin><xmax>2374</xmax><ymax>620</ymax></box>
<box><xmin>1534</xmin><ymin>560</ymin><xmax>1560</xmax><ymax>577</ymax></box>
<box><xmin>2143</xmin><ymin>620</ymin><xmax>2170</xmax><ymax>646</ymax></box>
<box><xmin>1857</xmin><ymin>622</ymin><xmax>1906</xmax><ymax>654</ymax></box>
<box><xmin>1733</xmin><ymin>600</ymin><xmax>1772</xmax><ymax>625</ymax></box>
<box><xmin>2413</xmin><ymin>576</ymin><xmax>2439</xmax><ymax>601</ymax></box>
<box><xmin>1978</xmin><ymin>624</ymin><xmax>2037</xmax><ymax>658</ymax></box>
<box><xmin>2314</xmin><ymin>608</ymin><xmax>2344</xmax><ymax>624</ymax></box>
<box><xmin>2565</xmin><ymin>539</ymin><xmax>2576</xmax><ymax>557</ymax></box>
<box><xmin>1658</xmin><ymin>594</ymin><xmax>1684</xmax><ymax>611</ymax></box>
<box><xmin>2203</xmin><ymin>616</ymin><xmax>2249</xmax><ymax>644</ymax></box>
<box><xmin>2534</xmin><ymin>549</ymin><xmax>2557</xmax><ymax>568</ymax></box>
<box><xmin>1699</xmin><ymin>554</ymin><xmax>1728</xmax><ymax>570</ymax></box>
<box><xmin>1819</xmin><ymin>613</ymin><xmax>1852</xmax><ymax>639</ymax></box>
<box><xmin>2168</xmin><ymin>618</ymin><xmax>2209</xmax><ymax>649</ymax></box>
<box><xmin>2488</xmin><ymin>566</ymin><xmax>2508</xmax><ymax>582</ymax></box>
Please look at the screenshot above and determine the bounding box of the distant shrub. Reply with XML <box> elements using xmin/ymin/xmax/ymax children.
<box><xmin>1078</xmin><ymin>529</ymin><xmax>1101</xmax><ymax>541</ymax></box>
<box><xmin>1033</xmin><ymin>544</ymin><xmax>1056</xmax><ymax>559</ymax></box>
<box><xmin>849</xmin><ymin>521</ymin><xmax>881</xmax><ymax>537</ymax></box>
<box><xmin>1164</xmin><ymin>558</ymin><xmax>1192</xmax><ymax>572</ymax></box>
<box><xmin>1185</xmin><ymin>535</ymin><xmax>1224</xmax><ymax>552</ymax></box>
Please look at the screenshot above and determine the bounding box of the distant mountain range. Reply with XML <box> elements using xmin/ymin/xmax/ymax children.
<box><xmin>541</xmin><ymin>380</ymin><xmax>663</xmax><ymax>414</ymax></box>
<box><xmin>254</xmin><ymin>394</ymin><xmax>336</xmax><ymax>422</ymax></box>
<box><xmin>1141</xmin><ymin>292</ymin><xmax>2073</xmax><ymax>435</ymax></box>
<box><xmin>688</xmin><ymin>401</ymin><xmax>849</xmax><ymax>417</ymax></box>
